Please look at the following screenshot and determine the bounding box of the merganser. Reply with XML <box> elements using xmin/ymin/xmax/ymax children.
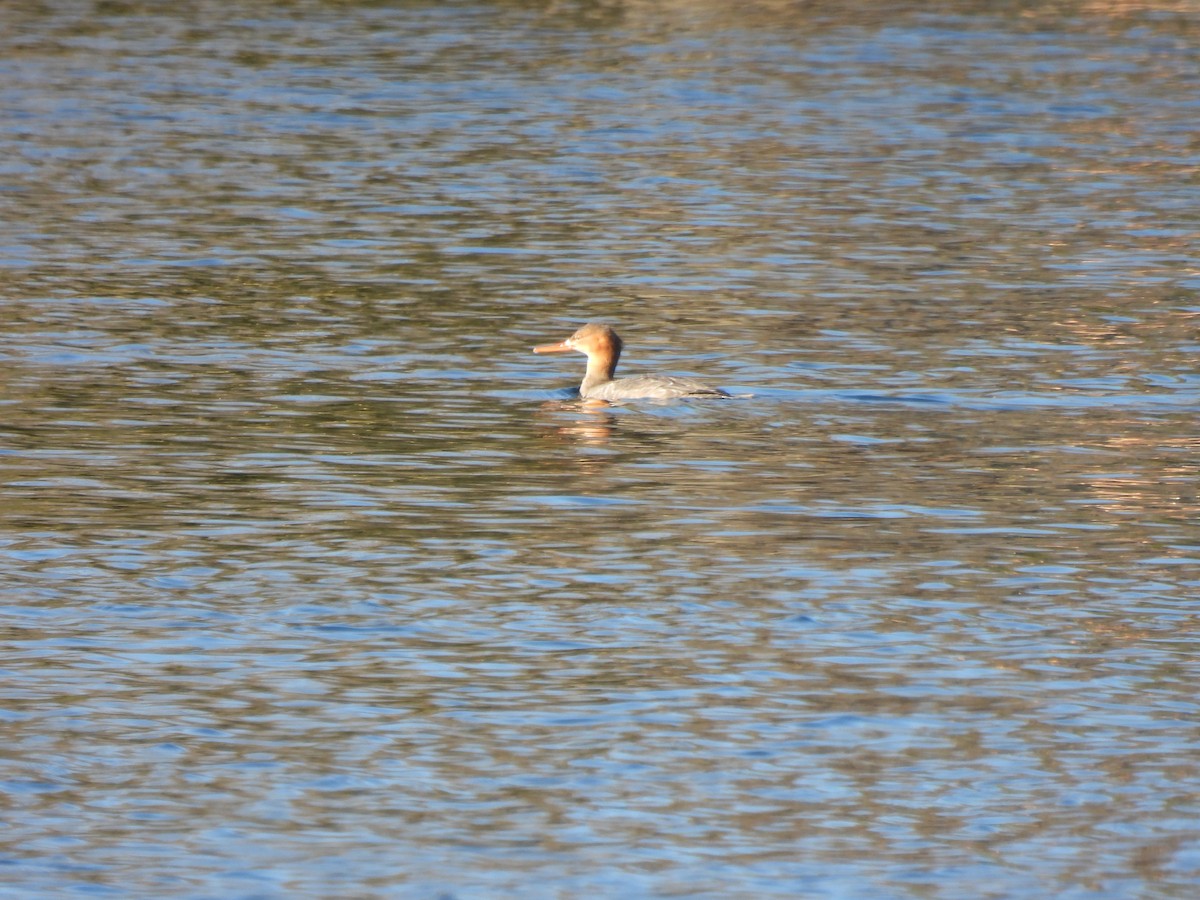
<box><xmin>533</xmin><ymin>322</ymin><xmax>730</xmax><ymax>401</ymax></box>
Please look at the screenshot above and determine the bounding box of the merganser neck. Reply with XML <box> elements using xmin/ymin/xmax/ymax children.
<box><xmin>580</xmin><ymin>338</ymin><xmax>620</xmax><ymax>395</ymax></box>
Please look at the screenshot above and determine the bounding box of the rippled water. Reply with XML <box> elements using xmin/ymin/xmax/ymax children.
<box><xmin>3</xmin><ymin>1</ymin><xmax>1200</xmax><ymax>897</ymax></box>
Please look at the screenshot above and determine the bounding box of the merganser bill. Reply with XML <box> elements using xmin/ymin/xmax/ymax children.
<box><xmin>533</xmin><ymin>322</ymin><xmax>730</xmax><ymax>401</ymax></box>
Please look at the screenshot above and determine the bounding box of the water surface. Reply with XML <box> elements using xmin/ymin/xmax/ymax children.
<box><xmin>2</xmin><ymin>1</ymin><xmax>1200</xmax><ymax>897</ymax></box>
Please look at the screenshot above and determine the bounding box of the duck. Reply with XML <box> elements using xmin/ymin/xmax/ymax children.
<box><xmin>534</xmin><ymin>322</ymin><xmax>729</xmax><ymax>401</ymax></box>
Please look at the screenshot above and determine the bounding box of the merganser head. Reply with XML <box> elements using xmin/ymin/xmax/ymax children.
<box><xmin>533</xmin><ymin>322</ymin><xmax>623</xmax><ymax>363</ymax></box>
<box><xmin>534</xmin><ymin>322</ymin><xmax>623</xmax><ymax>389</ymax></box>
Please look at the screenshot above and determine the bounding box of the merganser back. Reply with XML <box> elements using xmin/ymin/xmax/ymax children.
<box><xmin>533</xmin><ymin>322</ymin><xmax>730</xmax><ymax>401</ymax></box>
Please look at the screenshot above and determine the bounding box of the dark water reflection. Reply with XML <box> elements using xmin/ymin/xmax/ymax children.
<box><xmin>3</xmin><ymin>1</ymin><xmax>1200</xmax><ymax>897</ymax></box>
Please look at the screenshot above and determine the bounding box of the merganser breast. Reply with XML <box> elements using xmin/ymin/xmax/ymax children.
<box><xmin>533</xmin><ymin>322</ymin><xmax>730</xmax><ymax>400</ymax></box>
